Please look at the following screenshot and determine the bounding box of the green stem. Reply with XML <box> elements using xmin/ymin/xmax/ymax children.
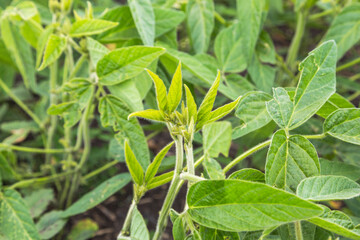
<box><xmin>82</xmin><ymin>159</ymin><xmax>119</xmax><ymax>181</ymax></box>
<box><xmin>214</xmin><ymin>11</ymin><xmax>226</xmax><ymax>25</ymax></box>
<box><xmin>7</xmin><ymin>170</ymin><xmax>75</xmax><ymax>189</ymax></box>
<box><xmin>69</xmin><ymin>54</ymin><xmax>87</xmax><ymax>79</ymax></box>
<box><xmin>120</xmin><ymin>199</ymin><xmax>137</xmax><ymax>236</ymax></box>
<box><xmin>309</xmin><ymin>8</ymin><xmax>335</xmax><ymax>20</ymax></box>
<box><xmin>295</xmin><ymin>221</ymin><xmax>303</xmax><ymax>240</ymax></box>
<box><xmin>223</xmin><ymin>140</ymin><xmax>271</xmax><ymax>173</ymax></box>
<box><xmin>0</xmin><ymin>143</ymin><xmax>68</xmax><ymax>154</ymax></box>
<box><xmin>337</xmin><ymin>57</ymin><xmax>360</xmax><ymax>72</ymax></box>
<box><xmin>152</xmin><ymin>136</ymin><xmax>183</xmax><ymax>240</ymax></box>
<box><xmin>286</xmin><ymin>10</ymin><xmax>308</xmax><ymax>71</ymax></box>
<box><xmin>0</xmin><ymin>78</ymin><xmax>43</xmax><ymax>129</ymax></box>
<box><xmin>185</xmin><ymin>144</ymin><xmax>194</xmax><ymax>176</ymax></box>
<box><xmin>303</xmin><ymin>133</ymin><xmax>326</xmax><ymax>139</ymax></box>
<box><xmin>180</xmin><ymin>173</ymin><xmax>204</xmax><ymax>182</ymax></box>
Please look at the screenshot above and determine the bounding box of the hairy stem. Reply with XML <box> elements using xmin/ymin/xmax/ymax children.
<box><xmin>152</xmin><ymin>136</ymin><xmax>183</xmax><ymax>240</ymax></box>
<box><xmin>120</xmin><ymin>199</ymin><xmax>137</xmax><ymax>236</ymax></box>
<box><xmin>295</xmin><ymin>221</ymin><xmax>303</xmax><ymax>240</ymax></box>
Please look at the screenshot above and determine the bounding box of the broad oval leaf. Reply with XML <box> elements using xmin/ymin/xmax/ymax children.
<box><xmin>186</xmin><ymin>0</ymin><xmax>214</xmax><ymax>54</ymax></box>
<box><xmin>233</xmin><ymin>91</ymin><xmax>272</xmax><ymax>139</ymax></box>
<box><xmin>323</xmin><ymin>3</ymin><xmax>360</xmax><ymax>60</ymax></box>
<box><xmin>266</xmin><ymin>87</ymin><xmax>294</xmax><ymax>129</ymax></box>
<box><xmin>308</xmin><ymin>207</ymin><xmax>360</xmax><ymax>240</ymax></box>
<box><xmin>202</xmin><ymin>157</ymin><xmax>225</xmax><ymax>180</ymax></box>
<box><xmin>70</xmin><ymin>19</ymin><xmax>118</xmax><ymax>37</ymax></box>
<box><xmin>187</xmin><ymin>180</ymin><xmax>323</xmax><ymax>232</ymax></box>
<box><xmin>38</xmin><ymin>34</ymin><xmax>66</xmax><ymax>71</ymax></box>
<box><xmin>86</xmin><ymin>37</ymin><xmax>109</xmax><ymax>67</ymax></box>
<box><xmin>0</xmin><ymin>189</ymin><xmax>40</xmax><ymax>240</ymax></box>
<box><xmin>62</xmin><ymin>173</ymin><xmax>131</xmax><ymax>218</ymax></box>
<box><xmin>203</xmin><ymin>121</ymin><xmax>232</xmax><ymax>158</ymax></box>
<box><xmin>265</xmin><ymin>129</ymin><xmax>320</xmax><ymax>191</ymax></box>
<box><xmin>128</xmin><ymin>0</ymin><xmax>155</xmax><ymax>46</ymax></box>
<box><xmin>316</xmin><ymin>93</ymin><xmax>354</xmax><ymax>119</ymax></box>
<box><xmin>130</xmin><ymin>207</ymin><xmax>150</xmax><ymax>240</ymax></box>
<box><xmin>96</xmin><ymin>46</ymin><xmax>165</xmax><ymax>85</ymax></box>
<box><xmin>288</xmin><ymin>40</ymin><xmax>337</xmax><ymax>129</ymax></box>
<box><xmin>324</xmin><ymin>108</ymin><xmax>360</xmax><ymax>145</ymax></box>
<box><xmin>297</xmin><ymin>176</ymin><xmax>360</xmax><ymax>201</ymax></box>
<box><xmin>36</xmin><ymin>211</ymin><xmax>67</xmax><ymax>240</ymax></box>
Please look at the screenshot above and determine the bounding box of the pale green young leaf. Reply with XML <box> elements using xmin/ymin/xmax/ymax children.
<box><xmin>86</xmin><ymin>37</ymin><xmax>109</xmax><ymax>67</ymax></box>
<box><xmin>202</xmin><ymin>121</ymin><xmax>232</xmax><ymax>158</ymax></box>
<box><xmin>184</xmin><ymin>85</ymin><xmax>197</xmax><ymax>124</ymax></box>
<box><xmin>233</xmin><ymin>91</ymin><xmax>272</xmax><ymax>139</ymax></box>
<box><xmin>98</xmin><ymin>95</ymin><xmax>150</xmax><ymax>168</ymax></box>
<box><xmin>38</xmin><ymin>34</ymin><xmax>67</xmax><ymax>71</ymax></box>
<box><xmin>323</xmin><ymin>3</ymin><xmax>360</xmax><ymax>60</ymax></box>
<box><xmin>36</xmin><ymin>24</ymin><xmax>55</xmax><ymax>69</ymax></box>
<box><xmin>167</xmin><ymin>62</ymin><xmax>182</xmax><ymax>112</ymax></box>
<box><xmin>187</xmin><ymin>180</ymin><xmax>323</xmax><ymax>232</ymax></box>
<box><xmin>146</xmin><ymin>69</ymin><xmax>167</xmax><ymax>111</ymax></box>
<box><xmin>308</xmin><ymin>207</ymin><xmax>360</xmax><ymax>239</ymax></box>
<box><xmin>0</xmin><ymin>189</ymin><xmax>40</xmax><ymax>240</ymax></box>
<box><xmin>70</xmin><ymin>19</ymin><xmax>118</xmax><ymax>37</ymax></box>
<box><xmin>297</xmin><ymin>176</ymin><xmax>360</xmax><ymax>201</ymax></box>
<box><xmin>316</xmin><ymin>93</ymin><xmax>354</xmax><ymax>119</ymax></box>
<box><xmin>324</xmin><ymin>108</ymin><xmax>360</xmax><ymax>145</ymax></box>
<box><xmin>24</xmin><ymin>188</ymin><xmax>54</xmax><ymax>218</ymax></box>
<box><xmin>229</xmin><ymin>168</ymin><xmax>265</xmax><ymax>183</ymax></box>
<box><xmin>202</xmin><ymin>157</ymin><xmax>225</xmax><ymax>180</ymax></box>
<box><xmin>36</xmin><ymin>211</ymin><xmax>67</xmax><ymax>240</ymax></box>
<box><xmin>129</xmin><ymin>109</ymin><xmax>165</xmax><ymax>122</ymax></box>
<box><xmin>128</xmin><ymin>0</ymin><xmax>155</xmax><ymax>46</ymax></box>
<box><xmin>265</xmin><ymin>130</ymin><xmax>320</xmax><ymax>191</ymax></box>
<box><xmin>320</xmin><ymin>158</ymin><xmax>360</xmax><ymax>181</ymax></box>
<box><xmin>20</xmin><ymin>19</ymin><xmax>43</xmax><ymax>48</ymax></box>
<box><xmin>1</xmin><ymin>17</ymin><xmax>36</xmax><ymax>89</ymax></box>
<box><xmin>130</xmin><ymin>207</ymin><xmax>150</xmax><ymax>240</ymax></box>
<box><xmin>173</xmin><ymin>216</ymin><xmax>186</xmax><ymax>240</ymax></box>
<box><xmin>201</xmin><ymin>97</ymin><xmax>240</xmax><ymax>129</ymax></box>
<box><xmin>197</xmin><ymin>71</ymin><xmax>221</xmax><ymax>127</ymax></box>
<box><xmin>124</xmin><ymin>141</ymin><xmax>144</xmax><ymax>185</ymax></box>
<box><xmin>266</xmin><ymin>87</ymin><xmax>293</xmax><ymax>129</ymax></box>
<box><xmin>145</xmin><ymin>142</ymin><xmax>174</xmax><ymax>183</ymax></box>
<box><xmin>62</xmin><ymin>173</ymin><xmax>131</xmax><ymax>218</ymax></box>
<box><xmin>288</xmin><ymin>40</ymin><xmax>337</xmax><ymax>129</ymax></box>
<box><xmin>186</xmin><ymin>0</ymin><xmax>214</xmax><ymax>54</ymax></box>
<box><xmin>146</xmin><ymin>171</ymin><xmax>173</xmax><ymax>190</ymax></box>
<box><xmin>96</xmin><ymin>46</ymin><xmax>165</xmax><ymax>85</ymax></box>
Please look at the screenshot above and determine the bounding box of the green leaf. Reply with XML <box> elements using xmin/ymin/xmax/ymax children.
<box><xmin>316</xmin><ymin>93</ymin><xmax>354</xmax><ymax>119</ymax></box>
<box><xmin>24</xmin><ymin>188</ymin><xmax>54</xmax><ymax>218</ymax></box>
<box><xmin>20</xmin><ymin>19</ymin><xmax>43</xmax><ymax>48</ymax></box>
<box><xmin>146</xmin><ymin>171</ymin><xmax>173</xmax><ymax>190</ymax></box>
<box><xmin>63</xmin><ymin>173</ymin><xmax>131</xmax><ymax>218</ymax></box>
<box><xmin>128</xmin><ymin>0</ymin><xmax>155</xmax><ymax>46</ymax></box>
<box><xmin>288</xmin><ymin>40</ymin><xmax>337</xmax><ymax>129</ymax></box>
<box><xmin>130</xmin><ymin>207</ymin><xmax>150</xmax><ymax>240</ymax></box>
<box><xmin>320</xmin><ymin>158</ymin><xmax>360</xmax><ymax>181</ymax></box>
<box><xmin>0</xmin><ymin>152</ymin><xmax>16</xmax><ymax>180</ymax></box>
<box><xmin>228</xmin><ymin>168</ymin><xmax>265</xmax><ymax>183</ymax></box>
<box><xmin>256</xmin><ymin>31</ymin><xmax>276</xmax><ymax>64</ymax></box>
<box><xmin>233</xmin><ymin>91</ymin><xmax>272</xmax><ymax>139</ymax></box>
<box><xmin>108</xmin><ymin>80</ymin><xmax>144</xmax><ymax>112</ymax></box>
<box><xmin>1</xmin><ymin>17</ymin><xmax>36</xmax><ymax>89</ymax></box>
<box><xmin>0</xmin><ymin>189</ymin><xmax>40</xmax><ymax>240</ymax></box>
<box><xmin>187</xmin><ymin>179</ymin><xmax>323</xmax><ymax>232</ymax></box>
<box><xmin>145</xmin><ymin>142</ymin><xmax>174</xmax><ymax>183</ymax></box>
<box><xmin>47</xmin><ymin>102</ymin><xmax>81</xmax><ymax>127</ymax></box>
<box><xmin>99</xmin><ymin>95</ymin><xmax>150</xmax><ymax>168</ymax></box>
<box><xmin>308</xmin><ymin>207</ymin><xmax>360</xmax><ymax>240</ymax></box>
<box><xmin>36</xmin><ymin>24</ymin><xmax>55</xmax><ymax>69</ymax></box>
<box><xmin>62</xmin><ymin>78</ymin><xmax>94</xmax><ymax>110</ymax></box>
<box><xmin>125</xmin><ymin>140</ymin><xmax>144</xmax><ymax>185</ymax></box>
<box><xmin>167</xmin><ymin>62</ymin><xmax>182</xmax><ymax>112</ymax></box>
<box><xmin>297</xmin><ymin>175</ymin><xmax>360</xmax><ymax>201</ymax></box>
<box><xmin>323</xmin><ymin>3</ymin><xmax>360</xmax><ymax>60</ymax></box>
<box><xmin>265</xmin><ymin>129</ymin><xmax>320</xmax><ymax>191</ymax></box>
<box><xmin>129</xmin><ymin>109</ymin><xmax>165</xmax><ymax>122</ymax></box>
<box><xmin>47</xmin><ymin>102</ymin><xmax>77</xmax><ymax>115</ymax></box>
<box><xmin>266</xmin><ymin>87</ymin><xmax>294</xmax><ymax>129</ymax></box>
<box><xmin>248</xmin><ymin>55</ymin><xmax>275</xmax><ymax>93</ymax></box>
<box><xmin>203</xmin><ymin>157</ymin><xmax>225</xmax><ymax>180</ymax></box>
<box><xmin>279</xmin><ymin>221</ymin><xmax>333</xmax><ymax>240</ymax></box>
<box><xmin>199</xmin><ymin>226</ymin><xmax>240</xmax><ymax>240</ymax></box>
<box><xmin>70</xmin><ymin>19</ymin><xmax>118</xmax><ymax>37</ymax></box>
<box><xmin>67</xmin><ymin>218</ymin><xmax>98</xmax><ymax>240</ymax></box>
<box><xmin>186</xmin><ymin>0</ymin><xmax>214</xmax><ymax>54</ymax></box>
<box><xmin>38</xmin><ymin>34</ymin><xmax>66</xmax><ymax>70</ymax></box>
<box><xmin>86</xmin><ymin>37</ymin><xmax>109</xmax><ymax>67</ymax></box>
<box><xmin>324</xmin><ymin>108</ymin><xmax>360</xmax><ymax>145</ymax></box>
<box><xmin>197</xmin><ymin>71</ymin><xmax>220</xmax><ymax>127</ymax></box>
<box><xmin>202</xmin><ymin>121</ymin><xmax>232</xmax><ymax>158</ymax></box>
<box><xmin>154</xmin><ymin>8</ymin><xmax>185</xmax><ymax>37</ymax></box>
<box><xmin>185</xmin><ymin>85</ymin><xmax>197</xmax><ymax>124</ymax></box>
<box><xmin>203</xmin><ymin>97</ymin><xmax>241</xmax><ymax>127</ymax></box>
<box><xmin>146</xmin><ymin>69</ymin><xmax>167</xmax><ymax>111</ymax></box>
<box><xmin>36</xmin><ymin>211</ymin><xmax>67</xmax><ymax>240</ymax></box>
<box><xmin>173</xmin><ymin>216</ymin><xmax>186</xmax><ymax>240</ymax></box>
<box><xmin>96</xmin><ymin>46</ymin><xmax>165</xmax><ymax>85</ymax></box>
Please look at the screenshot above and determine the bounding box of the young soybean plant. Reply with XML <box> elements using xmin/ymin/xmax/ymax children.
<box><xmin>121</xmin><ymin>41</ymin><xmax>360</xmax><ymax>240</ymax></box>
<box><xmin>118</xmin><ymin>62</ymin><xmax>240</xmax><ymax>240</ymax></box>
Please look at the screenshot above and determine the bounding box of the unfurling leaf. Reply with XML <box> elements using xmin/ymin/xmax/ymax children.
<box><xmin>145</xmin><ymin>142</ymin><xmax>174</xmax><ymax>183</ymax></box>
<box><xmin>38</xmin><ymin>34</ymin><xmax>66</xmax><ymax>71</ymax></box>
<box><xmin>167</xmin><ymin>62</ymin><xmax>182</xmax><ymax>113</ymax></box>
<box><xmin>146</xmin><ymin>69</ymin><xmax>167</xmax><ymax>111</ymax></box>
<box><xmin>128</xmin><ymin>109</ymin><xmax>165</xmax><ymax>122</ymax></box>
<box><xmin>125</xmin><ymin>140</ymin><xmax>144</xmax><ymax>185</ymax></box>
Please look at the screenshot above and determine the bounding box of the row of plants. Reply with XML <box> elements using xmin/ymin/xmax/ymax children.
<box><xmin>0</xmin><ymin>0</ymin><xmax>360</xmax><ymax>239</ymax></box>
